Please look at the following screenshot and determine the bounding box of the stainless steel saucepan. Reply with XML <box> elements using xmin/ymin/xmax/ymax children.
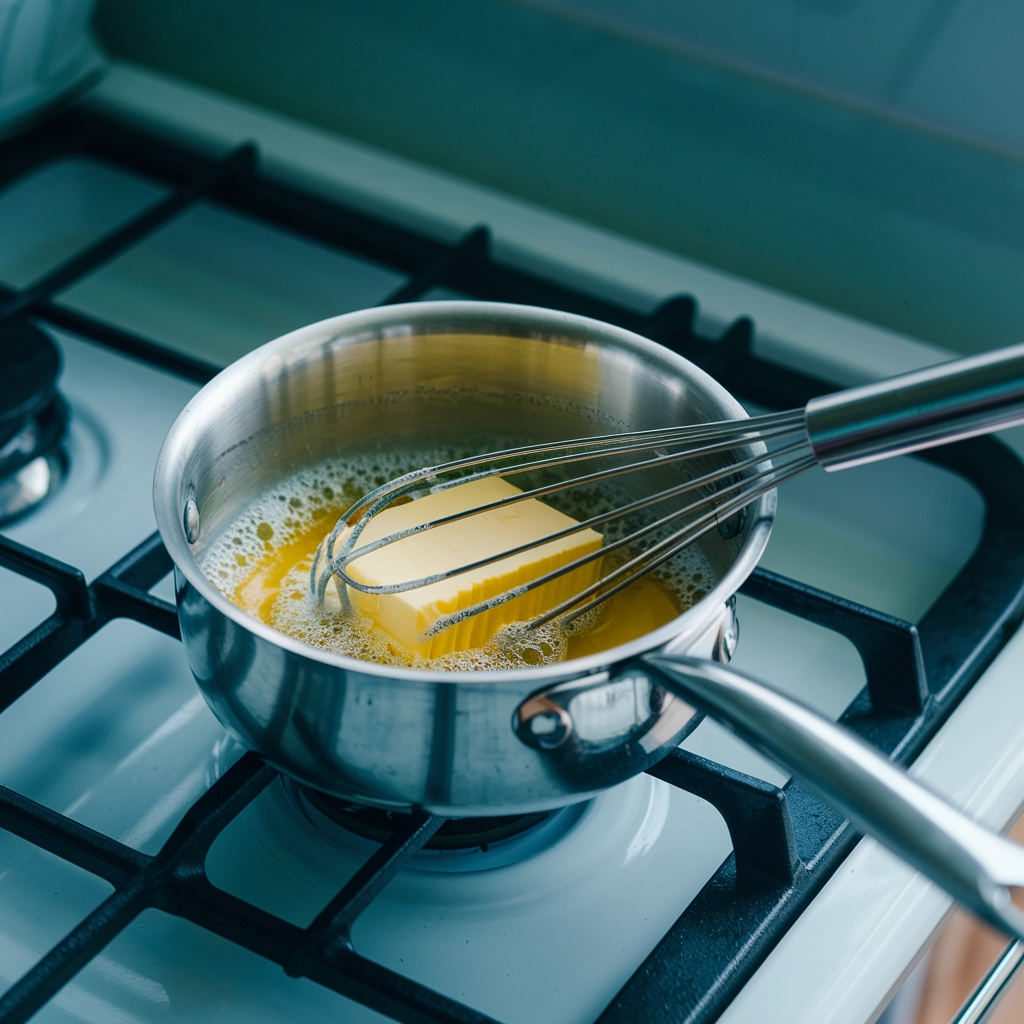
<box><xmin>154</xmin><ymin>301</ymin><xmax>1024</xmax><ymax>940</ymax></box>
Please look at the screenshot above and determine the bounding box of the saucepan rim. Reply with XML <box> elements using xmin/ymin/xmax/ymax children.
<box><xmin>153</xmin><ymin>300</ymin><xmax>776</xmax><ymax>684</ymax></box>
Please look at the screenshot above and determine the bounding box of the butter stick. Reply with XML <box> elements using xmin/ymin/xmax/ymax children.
<box><xmin>339</xmin><ymin>477</ymin><xmax>603</xmax><ymax>658</ymax></box>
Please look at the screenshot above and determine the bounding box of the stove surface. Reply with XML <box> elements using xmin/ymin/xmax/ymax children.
<box><xmin>0</xmin><ymin>97</ymin><xmax>1021</xmax><ymax>1024</ymax></box>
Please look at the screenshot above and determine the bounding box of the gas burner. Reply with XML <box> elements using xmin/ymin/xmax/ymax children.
<box><xmin>303</xmin><ymin>788</ymin><xmax>552</xmax><ymax>850</ymax></box>
<box><xmin>283</xmin><ymin>779</ymin><xmax>589</xmax><ymax>871</ymax></box>
<box><xmin>0</xmin><ymin>319</ymin><xmax>68</xmax><ymax>524</ymax></box>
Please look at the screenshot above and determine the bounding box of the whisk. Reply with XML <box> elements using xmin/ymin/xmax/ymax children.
<box><xmin>312</xmin><ymin>341</ymin><xmax>1024</xmax><ymax>638</ymax></box>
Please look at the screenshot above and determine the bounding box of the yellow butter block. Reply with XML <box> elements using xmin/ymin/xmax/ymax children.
<box><xmin>344</xmin><ymin>477</ymin><xmax>603</xmax><ymax>658</ymax></box>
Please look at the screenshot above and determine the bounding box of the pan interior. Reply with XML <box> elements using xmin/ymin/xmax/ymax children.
<box><xmin>179</xmin><ymin>320</ymin><xmax>760</xmax><ymax>668</ymax></box>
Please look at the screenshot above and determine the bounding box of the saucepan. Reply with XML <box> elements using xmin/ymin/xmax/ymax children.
<box><xmin>154</xmin><ymin>302</ymin><xmax>1024</xmax><ymax>941</ymax></box>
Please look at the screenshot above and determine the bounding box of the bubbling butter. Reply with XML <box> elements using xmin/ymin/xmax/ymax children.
<box><xmin>203</xmin><ymin>445</ymin><xmax>717</xmax><ymax>671</ymax></box>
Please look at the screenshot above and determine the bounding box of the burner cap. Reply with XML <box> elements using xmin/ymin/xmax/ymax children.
<box><xmin>303</xmin><ymin>790</ymin><xmax>551</xmax><ymax>851</ymax></box>
<box><xmin>0</xmin><ymin>393</ymin><xmax>68</xmax><ymax>479</ymax></box>
<box><xmin>0</xmin><ymin>321</ymin><xmax>68</xmax><ymax>524</ymax></box>
<box><xmin>0</xmin><ymin>318</ymin><xmax>60</xmax><ymax>440</ymax></box>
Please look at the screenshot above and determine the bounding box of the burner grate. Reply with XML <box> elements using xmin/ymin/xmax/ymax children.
<box><xmin>1</xmin><ymin>109</ymin><xmax>1023</xmax><ymax>1024</ymax></box>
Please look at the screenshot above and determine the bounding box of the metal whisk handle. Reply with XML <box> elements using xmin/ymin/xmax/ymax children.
<box><xmin>805</xmin><ymin>341</ymin><xmax>1024</xmax><ymax>470</ymax></box>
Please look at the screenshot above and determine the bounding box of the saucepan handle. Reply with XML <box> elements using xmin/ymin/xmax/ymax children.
<box><xmin>643</xmin><ymin>652</ymin><xmax>1024</xmax><ymax>940</ymax></box>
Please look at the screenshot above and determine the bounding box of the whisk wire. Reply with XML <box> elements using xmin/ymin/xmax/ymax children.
<box><xmin>531</xmin><ymin>453</ymin><xmax>817</xmax><ymax>628</ymax></box>
<box><xmin>311</xmin><ymin>408</ymin><xmax>810</xmax><ymax>643</ymax></box>
<box><xmin>340</xmin><ymin>438</ymin><xmax>810</xmax><ymax>598</ymax></box>
<box><xmin>312</xmin><ymin>413</ymin><xmax>803</xmax><ymax>604</ymax></box>
<box><xmin>421</xmin><ymin>447</ymin><xmax>814</xmax><ymax>639</ymax></box>
<box><xmin>317</xmin><ymin>408</ymin><xmax>805</xmax><ymax>576</ymax></box>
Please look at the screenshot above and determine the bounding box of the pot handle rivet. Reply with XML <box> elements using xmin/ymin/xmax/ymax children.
<box><xmin>513</xmin><ymin>695</ymin><xmax>573</xmax><ymax>750</ymax></box>
<box><xmin>713</xmin><ymin>596</ymin><xmax>739</xmax><ymax>663</ymax></box>
<box><xmin>183</xmin><ymin>497</ymin><xmax>200</xmax><ymax>545</ymax></box>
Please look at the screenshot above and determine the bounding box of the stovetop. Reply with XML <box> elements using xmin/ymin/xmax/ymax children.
<box><xmin>1</xmin><ymin>103</ymin><xmax>1023</xmax><ymax>1024</ymax></box>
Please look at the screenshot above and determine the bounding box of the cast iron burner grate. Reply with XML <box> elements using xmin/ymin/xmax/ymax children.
<box><xmin>1</xmin><ymin>109</ymin><xmax>1024</xmax><ymax>1024</ymax></box>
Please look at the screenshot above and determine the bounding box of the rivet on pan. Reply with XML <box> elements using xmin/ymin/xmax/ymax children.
<box><xmin>183</xmin><ymin>497</ymin><xmax>200</xmax><ymax>544</ymax></box>
<box><xmin>713</xmin><ymin>596</ymin><xmax>740</xmax><ymax>663</ymax></box>
<box><xmin>513</xmin><ymin>696</ymin><xmax>573</xmax><ymax>750</ymax></box>
<box><xmin>718</xmin><ymin>507</ymin><xmax>746</xmax><ymax>540</ymax></box>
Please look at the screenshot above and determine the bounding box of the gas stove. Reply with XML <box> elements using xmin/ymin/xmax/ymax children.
<box><xmin>2</xmin><ymin>65</ymin><xmax>1024</xmax><ymax>1024</ymax></box>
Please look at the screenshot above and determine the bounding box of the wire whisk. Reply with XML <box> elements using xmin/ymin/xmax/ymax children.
<box><xmin>312</xmin><ymin>340</ymin><xmax>1024</xmax><ymax>641</ymax></box>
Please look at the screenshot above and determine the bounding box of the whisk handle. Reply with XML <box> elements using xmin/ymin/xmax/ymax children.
<box><xmin>805</xmin><ymin>341</ymin><xmax>1024</xmax><ymax>470</ymax></box>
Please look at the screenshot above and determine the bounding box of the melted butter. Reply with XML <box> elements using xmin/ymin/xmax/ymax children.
<box><xmin>566</xmin><ymin>576</ymin><xmax>681</xmax><ymax>659</ymax></box>
<box><xmin>204</xmin><ymin>447</ymin><xmax>714</xmax><ymax>671</ymax></box>
<box><xmin>234</xmin><ymin>511</ymin><xmax>346</xmax><ymax>627</ymax></box>
<box><xmin>233</xmin><ymin>521</ymin><xmax>682</xmax><ymax>661</ymax></box>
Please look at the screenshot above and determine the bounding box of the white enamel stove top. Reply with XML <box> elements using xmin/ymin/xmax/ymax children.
<box><xmin>0</xmin><ymin>63</ymin><xmax>1022</xmax><ymax>1024</ymax></box>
